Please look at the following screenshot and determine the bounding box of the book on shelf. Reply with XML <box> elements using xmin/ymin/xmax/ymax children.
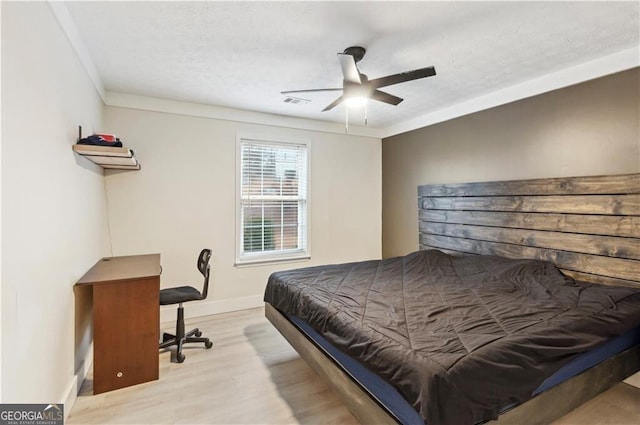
<box><xmin>85</xmin><ymin>155</ymin><xmax>138</xmax><ymax>167</ymax></box>
<box><xmin>73</xmin><ymin>144</ymin><xmax>141</xmax><ymax>170</ymax></box>
<box><xmin>73</xmin><ymin>144</ymin><xmax>132</xmax><ymax>157</ymax></box>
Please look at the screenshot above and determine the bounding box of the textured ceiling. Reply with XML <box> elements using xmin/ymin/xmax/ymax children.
<box><xmin>64</xmin><ymin>1</ymin><xmax>640</xmax><ymax>131</ymax></box>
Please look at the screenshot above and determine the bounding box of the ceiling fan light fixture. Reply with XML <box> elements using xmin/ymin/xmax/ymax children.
<box><xmin>345</xmin><ymin>96</ymin><xmax>368</xmax><ymax>108</ymax></box>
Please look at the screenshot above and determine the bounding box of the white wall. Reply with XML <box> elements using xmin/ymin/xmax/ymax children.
<box><xmin>103</xmin><ymin>106</ymin><xmax>381</xmax><ymax>321</ymax></box>
<box><xmin>0</xmin><ymin>1</ymin><xmax>4</xmax><ymax>402</ymax></box>
<box><xmin>1</xmin><ymin>1</ymin><xmax>110</xmax><ymax>406</ymax></box>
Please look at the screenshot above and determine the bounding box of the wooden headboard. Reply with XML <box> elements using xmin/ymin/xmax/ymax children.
<box><xmin>418</xmin><ymin>173</ymin><xmax>639</xmax><ymax>288</ymax></box>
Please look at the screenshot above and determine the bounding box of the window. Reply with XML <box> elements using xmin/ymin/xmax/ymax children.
<box><xmin>236</xmin><ymin>137</ymin><xmax>309</xmax><ymax>264</ymax></box>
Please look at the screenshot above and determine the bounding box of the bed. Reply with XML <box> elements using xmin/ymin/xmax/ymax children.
<box><xmin>264</xmin><ymin>172</ymin><xmax>640</xmax><ymax>425</ymax></box>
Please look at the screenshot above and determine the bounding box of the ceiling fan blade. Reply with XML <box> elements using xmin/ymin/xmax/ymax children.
<box><xmin>370</xmin><ymin>90</ymin><xmax>403</xmax><ymax>106</ymax></box>
<box><xmin>338</xmin><ymin>53</ymin><xmax>362</xmax><ymax>84</ymax></box>
<box><xmin>281</xmin><ymin>88</ymin><xmax>342</xmax><ymax>94</ymax></box>
<box><xmin>369</xmin><ymin>66</ymin><xmax>436</xmax><ymax>89</ymax></box>
<box><xmin>322</xmin><ymin>95</ymin><xmax>345</xmax><ymax>112</ymax></box>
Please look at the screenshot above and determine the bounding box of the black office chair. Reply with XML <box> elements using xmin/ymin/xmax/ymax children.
<box><xmin>159</xmin><ymin>249</ymin><xmax>213</xmax><ymax>363</ymax></box>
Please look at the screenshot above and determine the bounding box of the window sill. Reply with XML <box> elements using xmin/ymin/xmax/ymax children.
<box><xmin>234</xmin><ymin>254</ymin><xmax>311</xmax><ymax>268</ymax></box>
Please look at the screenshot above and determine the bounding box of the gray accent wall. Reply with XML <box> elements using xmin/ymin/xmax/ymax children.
<box><xmin>382</xmin><ymin>68</ymin><xmax>640</xmax><ymax>258</ymax></box>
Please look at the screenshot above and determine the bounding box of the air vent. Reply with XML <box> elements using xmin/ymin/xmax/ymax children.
<box><xmin>282</xmin><ymin>96</ymin><xmax>310</xmax><ymax>105</ymax></box>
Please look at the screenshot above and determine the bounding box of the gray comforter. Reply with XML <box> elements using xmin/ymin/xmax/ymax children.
<box><xmin>264</xmin><ymin>250</ymin><xmax>640</xmax><ymax>425</ymax></box>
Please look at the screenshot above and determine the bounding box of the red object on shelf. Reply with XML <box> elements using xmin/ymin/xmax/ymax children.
<box><xmin>94</xmin><ymin>133</ymin><xmax>117</xmax><ymax>142</ymax></box>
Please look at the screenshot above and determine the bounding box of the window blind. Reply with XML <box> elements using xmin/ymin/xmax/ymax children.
<box><xmin>239</xmin><ymin>139</ymin><xmax>308</xmax><ymax>261</ymax></box>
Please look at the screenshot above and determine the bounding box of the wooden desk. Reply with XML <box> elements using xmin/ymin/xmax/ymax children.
<box><xmin>76</xmin><ymin>254</ymin><xmax>161</xmax><ymax>394</ymax></box>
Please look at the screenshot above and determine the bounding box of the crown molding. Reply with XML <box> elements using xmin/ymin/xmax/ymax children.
<box><xmin>48</xmin><ymin>0</ymin><xmax>637</xmax><ymax>140</ymax></box>
<box><xmin>48</xmin><ymin>1</ymin><xmax>106</xmax><ymax>102</ymax></box>
<box><xmin>381</xmin><ymin>46</ymin><xmax>640</xmax><ymax>139</ymax></box>
<box><xmin>48</xmin><ymin>0</ymin><xmax>381</xmax><ymax>138</ymax></box>
<box><xmin>104</xmin><ymin>92</ymin><xmax>385</xmax><ymax>138</ymax></box>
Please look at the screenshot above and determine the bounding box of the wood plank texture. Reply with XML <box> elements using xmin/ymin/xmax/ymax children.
<box><xmin>418</xmin><ymin>173</ymin><xmax>640</xmax><ymax>287</ymax></box>
<box><xmin>422</xmin><ymin>234</ymin><xmax>639</xmax><ymax>282</ymax></box>
<box><xmin>419</xmin><ymin>210</ymin><xmax>640</xmax><ymax>238</ymax></box>
<box><xmin>559</xmin><ymin>270</ymin><xmax>640</xmax><ymax>289</ymax></box>
<box><xmin>421</xmin><ymin>222</ymin><xmax>639</xmax><ymax>260</ymax></box>
<box><xmin>418</xmin><ymin>173</ymin><xmax>640</xmax><ymax>197</ymax></box>
<box><xmin>421</xmin><ymin>194</ymin><xmax>639</xmax><ymax>215</ymax></box>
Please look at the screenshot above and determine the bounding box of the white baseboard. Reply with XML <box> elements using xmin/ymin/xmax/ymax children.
<box><xmin>65</xmin><ymin>342</ymin><xmax>93</xmax><ymax>418</ymax></box>
<box><xmin>160</xmin><ymin>294</ymin><xmax>263</xmax><ymax>324</ymax></box>
<box><xmin>61</xmin><ymin>377</ymin><xmax>77</xmax><ymax>421</ymax></box>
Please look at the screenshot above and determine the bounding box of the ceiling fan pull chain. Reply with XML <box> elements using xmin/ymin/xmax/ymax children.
<box><xmin>345</xmin><ymin>107</ymin><xmax>349</xmax><ymax>133</ymax></box>
<box><xmin>365</xmin><ymin>102</ymin><xmax>368</xmax><ymax>126</ymax></box>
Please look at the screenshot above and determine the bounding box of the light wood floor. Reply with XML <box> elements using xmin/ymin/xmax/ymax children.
<box><xmin>68</xmin><ymin>307</ymin><xmax>640</xmax><ymax>425</ymax></box>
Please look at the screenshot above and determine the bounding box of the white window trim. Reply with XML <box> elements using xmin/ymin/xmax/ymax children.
<box><xmin>235</xmin><ymin>134</ymin><xmax>311</xmax><ymax>266</ymax></box>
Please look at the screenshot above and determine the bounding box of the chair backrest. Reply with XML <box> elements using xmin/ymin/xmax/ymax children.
<box><xmin>197</xmin><ymin>249</ymin><xmax>212</xmax><ymax>300</ymax></box>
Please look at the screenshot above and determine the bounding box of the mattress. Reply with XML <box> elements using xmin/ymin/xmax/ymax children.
<box><xmin>264</xmin><ymin>250</ymin><xmax>640</xmax><ymax>425</ymax></box>
<box><xmin>283</xmin><ymin>311</ymin><xmax>640</xmax><ymax>425</ymax></box>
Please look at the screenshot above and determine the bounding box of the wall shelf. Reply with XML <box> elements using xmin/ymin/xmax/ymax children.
<box><xmin>73</xmin><ymin>144</ymin><xmax>141</xmax><ymax>170</ymax></box>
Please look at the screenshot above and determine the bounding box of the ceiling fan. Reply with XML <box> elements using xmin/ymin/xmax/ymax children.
<box><xmin>281</xmin><ymin>46</ymin><xmax>436</xmax><ymax>112</ymax></box>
